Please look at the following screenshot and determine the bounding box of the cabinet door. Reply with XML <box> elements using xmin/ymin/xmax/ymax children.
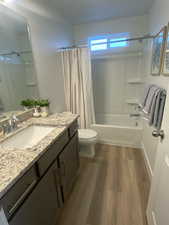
<box><xmin>9</xmin><ymin>164</ymin><xmax>60</xmax><ymax>225</ymax></box>
<box><xmin>59</xmin><ymin>132</ymin><xmax>79</xmax><ymax>200</ymax></box>
<box><xmin>1</xmin><ymin>166</ymin><xmax>37</xmax><ymax>220</ymax></box>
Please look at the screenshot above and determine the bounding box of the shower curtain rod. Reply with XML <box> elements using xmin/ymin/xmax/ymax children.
<box><xmin>57</xmin><ymin>34</ymin><xmax>154</xmax><ymax>50</ymax></box>
<box><xmin>0</xmin><ymin>50</ymin><xmax>32</xmax><ymax>56</ymax></box>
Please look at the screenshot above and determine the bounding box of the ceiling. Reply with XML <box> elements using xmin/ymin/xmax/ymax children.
<box><xmin>49</xmin><ymin>0</ymin><xmax>154</xmax><ymax>24</ymax></box>
<box><xmin>0</xmin><ymin>4</ymin><xmax>27</xmax><ymax>33</ymax></box>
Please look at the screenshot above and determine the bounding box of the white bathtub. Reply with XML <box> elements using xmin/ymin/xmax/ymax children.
<box><xmin>91</xmin><ymin>114</ymin><xmax>143</xmax><ymax>148</ymax></box>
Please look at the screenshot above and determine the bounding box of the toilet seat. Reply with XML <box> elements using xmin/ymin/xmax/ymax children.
<box><xmin>78</xmin><ymin>129</ymin><xmax>97</xmax><ymax>143</ymax></box>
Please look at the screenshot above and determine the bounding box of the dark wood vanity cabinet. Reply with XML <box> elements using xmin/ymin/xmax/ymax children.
<box><xmin>37</xmin><ymin>130</ymin><xmax>69</xmax><ymax>177</ymax></box>
<box><xmin>0</xmin><ymin>166</ymin><xmax>38</xmax><ymax>220</ymax></box>
<box><xmin>9</xmin><ymin>163</ymin><xmax>60</xmax><ymax>225</ymax></box>
<box><xmin>1</xmin><ymin>121</ymin><xmax>80</xmax><ymax>225</ymax></box>
<box><xmin>58</xmin><ymin>132</ymin><xmax>79</xmax><ymax>200</ymax></box>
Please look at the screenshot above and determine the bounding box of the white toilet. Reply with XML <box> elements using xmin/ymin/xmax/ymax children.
<box><xmin>78</xmin><ymin>129</ymin><xmax>97</xmax><ymax>158</ymax></box>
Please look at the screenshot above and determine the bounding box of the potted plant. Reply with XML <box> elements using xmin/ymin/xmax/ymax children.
<box><xmin>38</xmin><ymin>99</ymin><xmax>50</xmax><ymax>117</ymax></box>
<box><xmin>21</xmin><ymin>99</ymin><xmax>35</xmax><ymax>110</ymax></box>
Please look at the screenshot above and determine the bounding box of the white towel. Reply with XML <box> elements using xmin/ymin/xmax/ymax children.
<box><xmin>147</xmin><ymin>88</ymin><xmax>166</xmax><ymax>129</ymax></box>
<box><xmin>154</xmin><ymin>90</ymin><xmax>166</xmax><ymax>129</ymax></box>
<box><xmin>141</xmin><ymin>85</ymin><xmax>166</xmax><ymax>129</ymax></box>
<box><xmin>141</xmin><ymin>85</ymin><xmax>153</xmax><ymax>108</ymax></box>
<box><xmin>142</xmin><ymin>85</ymin><xmax>160</xmax><ymax>114</ymax></box>
<box><xmin>149</xmin><ymin>88</ymin><xmax>162</xmax><ymax>125</ymax></box>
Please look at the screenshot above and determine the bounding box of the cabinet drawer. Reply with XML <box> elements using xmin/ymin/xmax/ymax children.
<box><xmin>68</xmin><ymin>120</ymin><xmax>78</xmax><ymax>138</ymax></box>
<box><xmin>38</xmin><ymin>130</ymin><xmax>69</xmax><ymax>176</ymax></box>
<box><xmin>1</xmin><ymin>166</ymin><xmax>37</xmax><ymax>220</ymax></box>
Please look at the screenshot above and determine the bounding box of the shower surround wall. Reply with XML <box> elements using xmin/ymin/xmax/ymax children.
<box><xmin>92</xmin><ymin>53</ymin><xmax>144</xmax><ymax>121</ymax></box>
<box><xmin>90</xmin><ymin>52</ymin><xmax>145</xmax><ymax>148</ymax></box>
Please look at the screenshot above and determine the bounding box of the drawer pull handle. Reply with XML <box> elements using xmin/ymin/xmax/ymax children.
<box><xmin>8</xmin><ymin>180</ymin><xmax>37</xmax><ymax>217</ymax></box>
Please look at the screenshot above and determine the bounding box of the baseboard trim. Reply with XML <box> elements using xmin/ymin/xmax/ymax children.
<box><xmin>141</xmin><ymin>142</ymin><xmax>153</xmax><ymax>180</ymax></box>
<box><xmin>97</xmin><ymin>139</ymin><xmax>141</xmax><ymax>149</ymax></box>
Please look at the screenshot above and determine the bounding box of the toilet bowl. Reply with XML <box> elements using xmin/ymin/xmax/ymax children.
<box><xmin>78</xmin><ymin>129</ymin><xmax>97</xmax><ymax>158</ymax></box>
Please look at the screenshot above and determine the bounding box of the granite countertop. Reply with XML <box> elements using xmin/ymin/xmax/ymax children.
<box><xmin>0</xmin><ymin>112</ymin><xmax>78</xmax><ymax>199</ymax></box>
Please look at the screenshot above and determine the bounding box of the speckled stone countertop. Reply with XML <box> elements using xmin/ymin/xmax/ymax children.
<box><xmin>0</xmin><ymin>112</ymin><xmax>78</xmax><ymax>199</ymax></box>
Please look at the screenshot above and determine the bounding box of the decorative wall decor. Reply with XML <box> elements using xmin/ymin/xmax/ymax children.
<box><xmin>162</xmin><ymin>23</ymin><xmax>169</xmax><ymax>75</ymax></box>
<box><xmin>151</xmin><ymin>27</ymin><xmax>167</xmax><ymax>75</ymax></box>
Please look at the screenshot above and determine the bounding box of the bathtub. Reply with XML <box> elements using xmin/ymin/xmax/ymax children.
<box><xmin>91</xmin><ymin>114</ymin><xmax>143</xmax><ymax>148</ymax></box>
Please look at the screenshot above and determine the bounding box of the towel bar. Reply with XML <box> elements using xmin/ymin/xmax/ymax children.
<box><xmin>152</xmin><ymin>130</ymin><xmax>164</xmax><ymax>141</ymax></box>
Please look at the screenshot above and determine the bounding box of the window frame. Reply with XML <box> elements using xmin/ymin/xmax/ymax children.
<box><xmin>89</xmin><ymin>34</ymin><xmax>129</xmax><ymax>52</ymax></box>
<box><xmin>90</xmin><ymin>37</ymin><xmax>108</xmax><ymax>51</ymax></box>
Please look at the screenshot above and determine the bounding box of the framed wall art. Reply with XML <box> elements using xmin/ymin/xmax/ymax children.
<box><xmin>162</xmin><ymin>23</ymin><xmax>169</xmax><ymax>75</ymax></box>
<box><xmin>151</xmin><ymin>27</ymin><xmax>167</xmax><ymax>75</ymax></box>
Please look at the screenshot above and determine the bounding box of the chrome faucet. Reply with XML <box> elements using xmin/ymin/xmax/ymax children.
<box><xmin>0</xmin><ymin>114</ymin><xmax>19</xmax><ymax>135</ymax></box>
<box><xmin>8</xmin><ymin>114</ymin><xmax>19</xmax><ymax>131</ymax></box>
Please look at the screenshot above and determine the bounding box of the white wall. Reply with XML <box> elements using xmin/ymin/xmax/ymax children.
<box><xmin>74</xmin><ymin>15</ymin><xmax>148</xmax><ymax>45</ymax></box>
<box><xmin>3</xmin><ymin>1</ymin><xmax>74</xmax><ymax>113</ymax></box>
<box><xmin>142</xmin><ymin>0</ymin><xmax>169</xmax><ymax>177</ymax></box>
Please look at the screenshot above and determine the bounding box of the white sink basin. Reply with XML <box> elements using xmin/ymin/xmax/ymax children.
<box><xmin>0</xmin><ymin>125</ymin><xmax>56</xmax><ymax>149</ymax></box>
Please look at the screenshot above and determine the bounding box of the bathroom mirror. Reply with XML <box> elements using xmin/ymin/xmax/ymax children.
<box><xmin>0</xmin><ymin>4</ymin><xmax>39</xmax><ymax>119</ymax></box>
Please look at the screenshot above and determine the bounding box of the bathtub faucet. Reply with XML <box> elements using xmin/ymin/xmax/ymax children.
<box><xmin>130</xmin><ymin>113</ymin><xmax>140</xmax><ymax>117</ymax></box>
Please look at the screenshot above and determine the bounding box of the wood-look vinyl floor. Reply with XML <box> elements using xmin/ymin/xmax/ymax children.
<box><xmin>57</xmin><ymin>144</ymin><xmax>150</xmax><ymax>225</ymax></box>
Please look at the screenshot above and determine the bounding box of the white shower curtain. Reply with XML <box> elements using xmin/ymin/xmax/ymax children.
<box><xmin>57</xmin><ymin>47</ymin><xmax>95</xmax><ymax>128</ymax></box>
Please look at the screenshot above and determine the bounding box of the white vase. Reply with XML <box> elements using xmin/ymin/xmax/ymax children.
<box><xmin>41</xmin><ymin>106</ymin><xmax>49</xmax><ymax>117</ymax></box>
<box><xmin>33</xmin><ymin>107</ymin><xmax>40</xmax><ymax>117</ymax></box>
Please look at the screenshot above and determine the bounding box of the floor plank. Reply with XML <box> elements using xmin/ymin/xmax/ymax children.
<box><xmin>57</xmin><ymin>144</ymin><xmax>150</xmax><ymax>225</ymax></box>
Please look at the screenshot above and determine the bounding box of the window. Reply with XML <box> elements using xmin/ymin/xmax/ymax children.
<box><xmin>89</xmin><ymin>35</ymin><xmax>128</xmax><ymax>51</ymax></box>
<box><xmin>90</xmin><ymin>38</ymin><xmax>107</xmax><ymax>51</ymax></box>
<box><xmin>109</xmin><ymin>38</ymin><xmax>127</xmax><ymax>48</ymax></box>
